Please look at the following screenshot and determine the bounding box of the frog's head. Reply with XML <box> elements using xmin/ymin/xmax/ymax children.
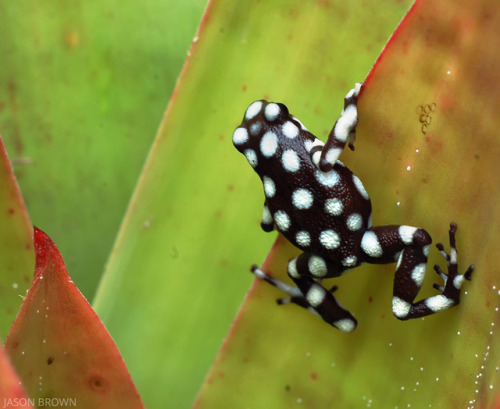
<box><xmin>233</xmin><ymin>100</ymin><xmax>309</xmax><ymax>172</ymax></box>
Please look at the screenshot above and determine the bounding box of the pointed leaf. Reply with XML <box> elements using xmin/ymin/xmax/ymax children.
<box><xmin>5</xmin><ymin>228</ymin><xmax>144</xmax><ymax>409</ymax></box>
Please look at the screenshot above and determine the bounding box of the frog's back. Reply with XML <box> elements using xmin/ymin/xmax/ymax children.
<box><xmin>233</xmin><ymin>100</ymin><xmax>372</xmax><ymax>266</ymax></box>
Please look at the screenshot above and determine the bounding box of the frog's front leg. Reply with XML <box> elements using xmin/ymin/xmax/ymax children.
<box><xmin>318</xmin><ymin>82</ymin><xmax>362</xmax><ymax>172</ymax></box>
<box><xmin>251</xmin><ymin>253</ymin><xmax>357</xmax><ymax>333</ymax></box>
<box><xmin>361</xmin><ymin>223</ymin><xmax>474</xmax><ymax>320</ymax></box>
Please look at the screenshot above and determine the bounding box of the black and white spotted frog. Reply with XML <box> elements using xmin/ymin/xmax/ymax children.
<box><xmin>232</xmin><ymin>83</ymin><xmax>474</xmax><ymax>333</ymax></box>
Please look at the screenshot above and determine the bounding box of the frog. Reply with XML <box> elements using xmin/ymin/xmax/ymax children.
<box><xmin>232</xmin><ymin>83</ymin><xmax>474</xmax><ymax>333</ymax></box>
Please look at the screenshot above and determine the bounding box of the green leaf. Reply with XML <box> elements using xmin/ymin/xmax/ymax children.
<box><xmin>195</xmin><ymin>0</ymin><xmax>500</xmax><ymax>408</ymax></box>
<box><xmin>0</xmin><ymin>0</ymin><xmax>207</xmax><ymax>299</ymax></box>
<box><xmin>0</xmin><ymin>136</ymin><xmax>34</xmax><ymax>336</ymax></box>
<box><xmin>5</xmin><ymin>228</ymin><xmax>144</xmax><ymax>408</ymax></box>
<box><xmin>92</xmin><ymin>0</ymin><xmax>413</xmax><ymax>408</ymax></box>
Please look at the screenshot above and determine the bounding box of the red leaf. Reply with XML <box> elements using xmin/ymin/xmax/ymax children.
<box><xmin>0</xmin><ymin>346</ymin><xmax>34</xmax><ymax>408</ymax></box>
<box><xmin>4</xmin><ymin>228</ymin><xmax>144</xmax><ymax>409</ymax></box>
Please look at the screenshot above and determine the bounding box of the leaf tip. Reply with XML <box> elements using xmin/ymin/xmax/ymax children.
<box><xmin>33</xmin><ymin>227</ymin><xmax>65</xmax><ymax>280</ymax></box>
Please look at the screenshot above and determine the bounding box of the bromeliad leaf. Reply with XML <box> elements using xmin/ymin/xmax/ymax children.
<box><xmin>4</xmin><ymin>228</ymin><xmax>144</xmax><ymax>409</ymax></box>
<box><xmin>0</xmin><ymin>344</ymin><xmax>34</xmax><ymax>408</ymax></box>
<box><xmin>194</xmin><ymin>0</ymin><xmax>500</xmax><ymax>408</ymax></box>
<box><xmin>0</xmin><ymin>136</ymin><xmax>34</xmax><ymax>336</ymax></box>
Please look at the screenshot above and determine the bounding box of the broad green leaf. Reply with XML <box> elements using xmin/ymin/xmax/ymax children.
<box><xmin>5</xmin><ymin>228</ymin><xmax>144</xmax><ymax>409</ymax></box>
<box><xmin>0</xmin><ymin>0</ymin><xmax>206</xmax><ymax>299</ymax></box>
<box><xmin>0</xmin><ymin>136</ymin><xmax>34</xmax><ymax>336</ymax></box>
<box><xmin>195</xmin><ymin>0</ymin><xmax>500</xmax><ymax>408</ymax></box>
<box><xmin>93</xmin><ymin>1</ymin><xmax>413</xmax><ymax>408</ymax></box>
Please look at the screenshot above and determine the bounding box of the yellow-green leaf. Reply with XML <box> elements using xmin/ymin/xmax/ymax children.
<box><xmin>93</xmin><ymin>1</ymin><xmax>413</xmax><ymax>408</ymax></box>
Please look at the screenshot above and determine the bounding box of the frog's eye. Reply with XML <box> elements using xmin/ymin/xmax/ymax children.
<box><xmin>244</xmin><ymin>100</ymin><xmax>264</xmax><ymax>121</ymax></box>
<box><xmin>263</xmin><ymin>102</ymin><xmax>281</xmax><ymax>121</ymax></box>
<box><xmin>233</xmin><ymin>100</ymin><xmax>294</xmax><ymax>160</ymax></box>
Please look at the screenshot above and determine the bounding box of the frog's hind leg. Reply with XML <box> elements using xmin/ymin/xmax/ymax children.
<box><xmin>251</xmin><ymin>253</ymin><xmax>357</xmax><ymax>333</ymax></box>
<box><xmin>360</xmin><ymin>223</ymin><xmax>474</xmax><ymax>320</ymax></box>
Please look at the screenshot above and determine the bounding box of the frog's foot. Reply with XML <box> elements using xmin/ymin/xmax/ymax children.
<box><xmin>432</xmin><ymin>223</ymin><xmax>474</xmax><ymax>302</ymax></box>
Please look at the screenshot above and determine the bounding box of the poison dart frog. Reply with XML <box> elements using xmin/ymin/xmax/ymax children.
<box><xmin>232</xmin><ymin>83</ymin><xmax>474</xmax><ymax>333</ymax></box>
